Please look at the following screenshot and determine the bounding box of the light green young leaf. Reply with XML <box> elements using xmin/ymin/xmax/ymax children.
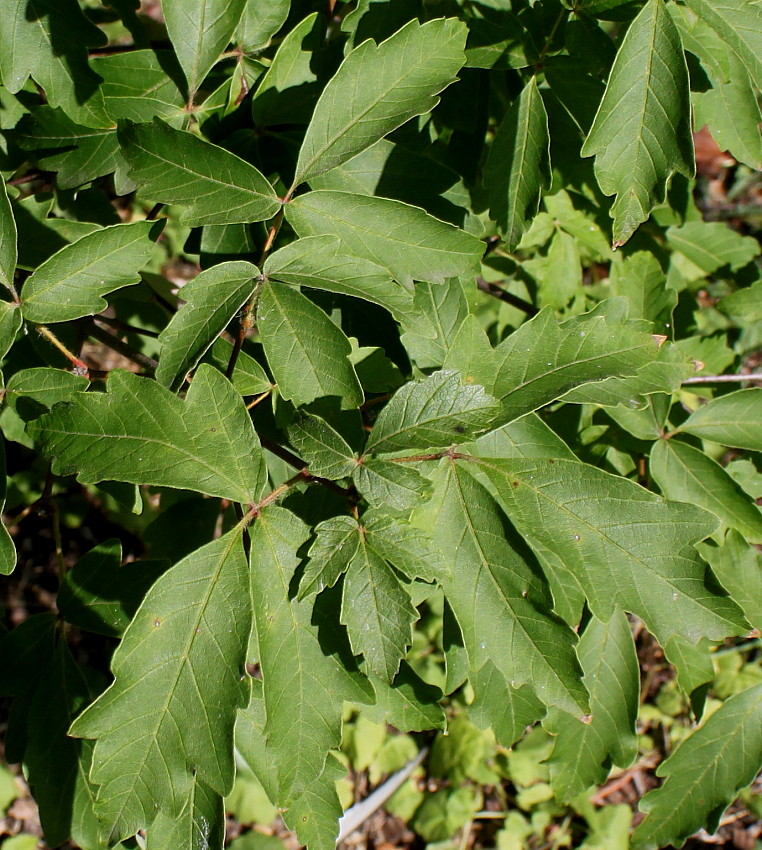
<box><xmin>298</xmin><ymin>515</ymin><xmax>360</xmax><ymax>600</ymax></box>
<box><xmin>428</xmin><ymin>461</ymin><xmax>589</xmax><ymax>715</ymax></box>
<box><xmin>342</xmin><ymin>538</ymin><xmax>418</xmax><ymax>682</ymax></box>
<box><xmin>0</xmin><ymin>179</ymin><xmax>17</xmax><ymax>295</ymax></box>
<box><xmin>492</xmin><ymin>306</ymin><xmax>659</xmax><ymax>423</ymax></box>
<box><xmin>144</xmin><ymin>777</ymin><xmax>224</xmax><ymax>850</ymax></box>
<box><xmin>0</xmin><ymin>0</ymin><xmax>111</xmax><ymax>129</ymax></box>
<box><xmin>632</xmin><ymin>684</ymin><xmax>762</xmax><ymax>849</ymax></box>
<box><xmin>29</xmin><ymin>365</ymin><xmax>266</xmax><ymax>504</ymax></box>
<box><xmin>546</xmin><ymin>610</ymin><xmax>639</xmax><ymax>802</ymax></box>
<box><xmin>678</xmin><ymin>388</ymin><xmax>762</xmax><ymax>452</ymax></box>
<box><xmin>69</xmin><ymin>527</ymin><xmax>250</xmax><ymax>843</ymax></box>
<box><xmin>163</xmin><ymin>0</ymin><xmax>247</xmax><ymax>97</ymax></box>
<box><xmin>285</xmin><ymin>191</ymin><xmax>483</xmax><ymax>287</ymax></box>
<box><xmin>353</xmin><ymin>458</ymin><xmax>432</xmax><ymax>512</ymax></box>
<box><xmin>95</xmin><ymin>50</ymin><xmax>186</xmax><ymax>123</ymax></box>
<box><xmin>682</xmin><ymin>0</ymin><xmax>762</xmax><ymax>88</ymax></box>
<box><xmin>119</xmin><ymin>119</ymin><xmax>281</xmax><ymax>226</ymax></box>
<box><xmin>700</xmin><ymin>531</ymin><xmax>762</xmax><ymax>632</ymax></box>
<box><xmin>365</xmin><ymin>370</ymin><xmax>501</xmax><ymax>455</ymax></box>
<box><xmin>249</xmin><ymin>507</ymin><xmax>373</xmax><ymax>803</ymax></box>
<box><xmin>235</xmin><ymin>0</ymin><xmax>289</xmax><ymax>53</ymax></box>
<box><xmin>264</xmin><ymin>235</ymin><xmax>413</xmax><ymax>320</ymax></box>
<box><xmin>258</xmin><ymin>281</ymin><xmax>363</xmax><ymax>408</ymax></box>
<box><xmin>156</xmin><ymin>261</ymin><xmax>258</xmax><ymax>389</ymax></box>
<box><xmin>21</xmin><ymin>221</ymin><xmax>158</xmax><ymax>324</ymax></box>
<box><xmin>287</xmin><ymin>411</ymin><xmax>357</xmax><ymax>480</ymax></box>
<box><xmin>581</xmin><ymin>0</ymin><xmax>694</xmax><ymax>246</ymax></box>
<box><xmin>294</xmin><ymin>18</ymin><xmax>466</xmax><ymax>184</ymax></box>
<box><xmin>651</xmin><ymin>439</ymin><xmax>762</xmax><ymax>543</ymax></box>
<box><xmin>666</xmin><ymin>221</ymin><xmax>759</xmax><ymax>274</ymax></box>
<box><xmin>610</xmin><ymin>251</ymin><xmax>676</xmax><ymax>331</ymax></box>
<box><xmin>479</xmin><ymin>457</ymin><xmax>749</xmax><ymax>648</ymax></box>
<box><xmin>485</xmin><ymin>77</ymin><xmax>551</xmax><ymax>250</ymax></box>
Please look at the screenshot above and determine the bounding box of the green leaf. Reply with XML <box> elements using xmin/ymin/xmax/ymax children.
<box><xmin>235</xmin><ymin>0</ymin><xmax>289</xmax><ymax>52</ymax></box>
<box><xmin>281</xmin><ymin>757</ymin><xmax>345</xmax><ymax>850</ymax></box>
<box><xmin>610</xmin><ymin>251</ymin><xmax>676</xmax><ymax>331</ymax></box>
<box><xmin>20</xmin><ymin>220</ymin><xmax>159</xmax><ymax>324</ymax></box>
<box><xmin>492</xmin><ymin>306</ymin><xmax>660</xmax><ymax>423</ymax></box>
<box><xmin>365</xmin><ymin>371</ymin><xmax>501</xmax><ymax>455</ymax></box>
<box><xmin>363</xmin><ymin>510</ymin><xmax>443</xmax><ymax>583</ymax></box>
<box><xmin>298</xmin><ymin>515</ymin><xmax>360</xmax><ymax>600</ymax></box>
<box><xmin>719</xmin><ymin>283</ymin><xmax>762</xmax><ymax>325</ymax></box>
<box><xmin>264</xmin><ymin>235</ymin><xmax>413</xmax><ymax>320</ymax></box>
<box><xmin>0</xmin><ymin>301</ymin><xmax>22</xmax><ymax>361</ymax></box>
<box><xmin>678</xmin><ymin>388</ymin><xmax>762</xmax><ymax>452</ymax></box>
<box><xmin>203</xmin><ymin>338</ymin><xmax>273</xmax><ymax>397</ymax></box>
<box><xmin>478</xmin><ymin>457</ymin><xmax>749</xmax><ymax>648</ymax></box>
<box><xmin>581</xmin><ymin>0</ymin><xmax>694</xmax><ymax>246</ymax></box>
<box><xmin>364</xmin><ymin>662</ymin><xmax>446</xmax><ymax>732</ymax></box>
<box><xmin>144</xmin><ymin>777</ymin><xmax>224</xmax><ymax>850</ymax></box>
<box><xmin>700</xmin><ymin>531</ymin><xmax>762</xmax><ymax>632</ymax></box>
<box><xmin>428</xmin><ymin>461</ymin><xmax>589</xmax><ymax>715</ymax></box>
<box><xmin>401</xmin><ymin>280</ymin><xmax>468</xmax><ymax>370</ymax></box>
<box><xmin>69</xmin><ymin>526</ymin><xmax>251</xmax><ymax>842</ymax></box>
<box><xmin>95</xmin><ymin>50</ymin><xmax>186</xmax><ymax>123</ymax></box>
<box><xmin>470</xmin><ymin>413</ymin><xmax>576</xmax><ymax>462</ymax></box>
<box><xmin>465</xmin><ymin>7</ymin><xmax>530</xmax><ymax>70</ymax></box>
<box><xmin>485</xmin><ymin>77</ymin><xmax>551</xmax><ymax>250</ymax></box>
<box><xmin>258</xmin><ymin>281</ymin><xmax>363</xmax><ymax>408</ymax></box>
<box><xmin>546</xmin><ymin>610</ymin><xmax>639</xmax><ymax>802</ymax></box>
<box><xmin>163</xmin><ymin>0</ymin><xmax>247</xmax><ymax>97</ymax></box>
<box><xmin>249</xmin><ymin>506</ymin><xmax>373</xmax><ymax>803</ymax></box>
<box><xmin>342</xmin><ymin>537</ymin><xmax>418</xmax><ymax>682</ymax></box>
<box><xmin>651</xmin><ymin>439</ymin><xmax>762</xmax><ymax>544</ymax></box>
<box><xmin>632</xmin><ymin>684</ymin><xmax>762</xmax><ymax>849</ymax></box>
<box><xmin>285</xmin><ymin>191</ymin><xmax>483</xmax><ymax>287</ymax></box>
<box><xmin>29</xmin><ymin>365</ymin><xmax>267</xmax><ymax>504</ymax></box>
<box><xmin>0</xmin><ymin>440</ymin><xmax>17</xmax><ymax>575</ymax></box>
<box><xmin>294</xmin><ymin>18</ymin><xmax>466</xmax><ymax>184</ymax></box>
<box><xmin>0</xmin><ymin>0</ymin><xmax>111</xmax><ymax>129</ymax></box>
<box><xmin>682</xmin><ymin>0</ymin><xmax>762</xmax><ymax>88</ymax></box>
<box><xmin>3</xmin><ymin>367</ymin><xmax>89</xmax><ymax>417</ymax></box>
<box><xmin>156</xmin><ymin>260</ymin><xmax>258</xmax><ymax>389</ymax></box>
<box><xmin>469</xmin><ymin>661</ymin><xmax>544</xmax><ymax>748</ymax></box>
<box><xmin>0</xmin><ymin>179</ymin><xmax>17</xmax><ymax>295</ymax></box>
<box><xmin>57</xmin><ymin>540</ymin><xmax>168</xmax><ymax>637</ymax></box>
<box><xmin>666</xmin><ymin>221</ymin><xmax>760</xmax><ymax>274</ymax></box>
<box><xmin>119</xmin><ymin>119</ymin><xmax>281</xmax><ymax>226</ymax></box>
<box><xmin>353</xmin><ymin>458</ymin><xmax>432</xmax><ymax>512</ymax></box>
<box><xmin>17</xmin><ymin>107</ymin><xmax>120</xmax><ymax>190</ymax></box>
<box><xmin>287</xmin><ymin>411</ymin><xmax>357</xmax><ymax>480</ymax></box>
<box><xmin>442</xmin><ymin>315</ymin><xmax>500</xmax><ymax>394</ymax></box>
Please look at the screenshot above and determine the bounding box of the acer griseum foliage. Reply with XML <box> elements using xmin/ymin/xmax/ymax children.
<box><xmin>0</xmin><ymin>1</ymin><xmax>761</xmax><ymax>849</ymax></box>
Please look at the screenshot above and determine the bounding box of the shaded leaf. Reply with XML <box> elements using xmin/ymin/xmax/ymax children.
<box><xmin>666</xmin><ymin>221</ymin><xmax>759</xmax><ymax>274</ymax></box>
<box><xmin>364</xmin><ymin>662</ymin><xmax>446</xmax><ymax>732</ymax></box>
<box><xmin>677</xmin><ymin>388</ymin><xmax>762</xmax><ymax>451</ymax></box>
<box><xmin>287</xmin><ymin>411</ymin><xmax>357</xmax><ymax>480</ymax></box>
<box><xmin>470</xmin><ymin>661</ymin><xmax>544</xmax><ymax>748</ymax></box>
<box><xmin>0</xmin><ymin>440</ymin><xmax>16</xmax><ymax>575</ymax></box>
<box><xmin>258</xmin><ymin>281</ymin><xmax>363</xmax><ymax>408</ymax></box>
<box><xmin>485</xmin><ymin>78</ymin><xmax>551</xmax><ymax>250</ymax></box>
<box><xmin>0</xmin><ymin>179</ymin><xmax>17</xmax><ymax>295</ymax></box>
<box><xmin>479</xmin><ymin>457</ymin><xmax>748</xmax><ymax>648</ymax></box>
<box><xmin>30</xmin><ymin>365</ymin><xmax>266</xmax><ymax>504</ymax></box>
<box><xmin>298</xmin><ymin>515</ymin><xmax>360</xmax><ymax>600</ymax></box>
<box><xmin>700</xmin><ymin>531</ymin><xmax>762</xmax><ymax>633</ymax></box>
<box><xmin>581</xmin><ymin>0</ymin><xmax>694</xmax><ymax>246</ymax></box>
<box><xmin>203</xmin><ymin>338</ymin><xmax>273</xmax><ymax>397</ymax></box>
<box><xmin>95</xmin><ymin>50</ymin><xmax>186</xmax><ymax>123</ymax></box>
<box><xmin>285</xmin><ymin>190</ymin><xmax>483</xmax><ymax>287</ymax></box>
<box><xmin>294</xmin><ymin>18</ymin><xmax>466</xmax><ymax>184</ymax></box>
<box><xmin>400</xmin><ymin>280</ymin><xmax>468</xmax><ymax>370</ymax></box>
<box><xmin>363</xmin><ymin>510</ymin><xmax>444</xmax><ymax>583</ymax></box>
<box><xmin>633</xmin><ymin>684</ymin><xmax>762</xmax><ymax>849</ymax></box>
<box><xmin>156</xmin><ymin>261</ymin><xmax>258</xmax><ymax>389</ymax></box>
<box><xmin>21</xmin><ymin>220</ymin><xmax>159</xmax><ymax>324</ymax></box>
<box><xmin>119</xmin><ymin>119</ymin><xmax>281</xmax><ymax>226</ymax></box>
<box><xmin>69</xmin><ymin>527</ymin><xmax>251</xmax><ymax>842</ymax></box>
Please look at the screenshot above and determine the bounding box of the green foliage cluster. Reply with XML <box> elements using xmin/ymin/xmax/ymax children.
<box><xmin>0</xmin><ymin>1</ymin><xmax>761</xmax><ymax>849</ymax></box>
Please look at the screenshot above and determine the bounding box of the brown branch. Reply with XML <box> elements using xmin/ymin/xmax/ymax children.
<box><xmin>476</xmin><ymin>277</ymin><xmax>538</xmax><ymax>316</ymax></box>
<box><xmin>86</xmin><ymin>321</ymin><xmax>158</xmax><ymax>373</ymax></box>
<box><xmin>95</xmin><ymin>314</ymin><xmax>160</xmax><ymax>339</ymax></box>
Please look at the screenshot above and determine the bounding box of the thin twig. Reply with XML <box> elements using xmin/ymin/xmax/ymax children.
<box><xmin>682</xmin><ymin>372</ymin><xmax>762</xmax><ymax>385</ymax></box>
<box><xmin>86</xmin><ymin>321</ymin><xmax>158</xmax><ymax>373</ymax></box>
<box><xmin>476</xmin><ymin>277</ymin><xmax>538</xmax><ymax>317</ymax></box>
<box><xmin>94</xmin><ymin>314</ymin><xmax>160</xmax><ymax>339</ymax></box>
<box><xmin>36</xmin><ymin>325</ymin><xmax>90</xmax><ymax>374</ymax></box>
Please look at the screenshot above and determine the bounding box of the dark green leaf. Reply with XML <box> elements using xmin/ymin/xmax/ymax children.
<box><xmin>287</xmin><ymin>411</ymin><xmax>357</xmax><ymax>480</ymax></box>
<box><xmin>95</xmin><ymin>50</ymin><xmax>186</xmax><ymax>123</ymax></box>
<box><xmin>353</xmin><ymin>458</ymin><xmax>432</xmax><ymax>512</ymax></box>
<box><xmin>700</xmin><ymin>531</ymin><xmax>762</xmax><ymax>632</ymax></box>
<box><xmin>236</xmin><ymin>0</ymin><xmax>290</xmax><ymax>52</ymax></box>
<box><xmin>469</xmin><ymin>661</ymin><xmax>544</xmax><ymax>748</ymax></box>
<box><xmin>677</xmin><ymin>388</ymin><xmax>762</xmax><ymax>451</ymax></box>
<box><xmin>363</xmin><ymin>510</ymin><xmax>443</xmax><ymax>583</ymax></box>
<box><xmin>298</xmin><ymin>515</ymin><xmax>360</xmax><ymax>600</ymax></box>
<box><xmin>0</xmin><ymin>179</ymin><xmax>17</xmax><ymax>295</ymax></box>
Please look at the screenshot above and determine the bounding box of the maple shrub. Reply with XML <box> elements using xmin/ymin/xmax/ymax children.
<box><xmin>1</xmin><ymin>0</ymin><xmax>762</xmax><ymax>848</ymax></box>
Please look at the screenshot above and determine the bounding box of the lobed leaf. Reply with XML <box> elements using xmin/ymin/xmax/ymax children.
<box><xmin>298</xmin><ymin>515</ymin><xmax>360</xmax><ymax>600</ymax></box>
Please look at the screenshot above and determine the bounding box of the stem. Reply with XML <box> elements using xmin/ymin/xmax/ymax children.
<box><xmin>682</xmin><ymin>372</ymin><xmax>762</xmax><ymax>384</ymax></box>
<box><xmin>476</xmin><ymin>277</ymin><xmax>538</xmax><ymax>316</ymax></box>
<box><xmin>537</xmin><ymin>8</ymin><xmax>567</xmax><ymax>63</ymax></box>
<box><xmin>259</xmin><ymin>435</ymin><xmax>353</xmax><ymax>499</ymax></box>
<box><xmin>87</xmin><ymin>321</ymin><xmax>158</xmax><ymax>373</ymax></box>
<box><xmin>95</xmin><ymin>315</ymin><xmax>160</xmax><ymax>339</ymax></box>
<box><xmin>36</xmin><ymin>325</ymin><xmax>90</xmax><ymax>374</ymax></box>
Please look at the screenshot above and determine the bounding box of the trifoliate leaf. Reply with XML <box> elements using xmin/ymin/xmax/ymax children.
<box><xmin>546</xmin><ymin>610</ymin><xmax>639</xmax><ymax>802</ymax></box>
<box><xmin>30</xmin><ymin>365</ymin><xmax>267</xmax><ymax>504</ymax></box>
<box><xmin>479</xmin><ymin>457</ymin><xmax>749</xmax><ymax>648</ymax></box>
<box><xmin>69</xmin><ymin>527</ymin><xmax>251</xmax><ymax>843</ymax></box>
<box><xmin>294</xmin><ymin>18</ymin><xmax>466</xmax><ymax>184</ymax></box>
<box><xmin>285</xmin><ymin>191</ymin><xmax>483</xmax><ymax>287</ymax></box>
<box><xmin>485</xmin><ymin>77</ymin><xmax>551</xmax><ymax>250</ymax></box>
<box><xmin>428</xmin><ymin>461</ymin><xmax>589</xmax><ymax>715</ymax></box>
<box><xmin>677</xmin><ymin>388</ymin><xmax>762</xmax><ymax>452</ymax></box>
<box><xmin>365</xmin><ymin>371</ymin><xmax>501</xmax><ymax>455</ymax></box>
<box><xmin>258</xmin><ymin>281</ymin><xmax>363</xmax><ymax>409</ymax></box>
<box><xmin>21</xmin><ymin>220</ymin><xmax>159</xmax><ymax>324</ymax></box>
<box><xmin>119</xmin><ymin>119</ymin><xmax>281</xmax><ymax>226</ymax></box>
<box><xmin>632</xmin><ymin>684</ymin><xmax>762</xmax><ymax>849</ymax></box>
<box><xmin>156</xmin><ymin>260</ymin><xmax>258</xmax><ymax>389</ymax></box>
<box><xmin>581</xmin><ymin>0</ymin><xmax>694</xmax><ymax>246</ymax></box>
